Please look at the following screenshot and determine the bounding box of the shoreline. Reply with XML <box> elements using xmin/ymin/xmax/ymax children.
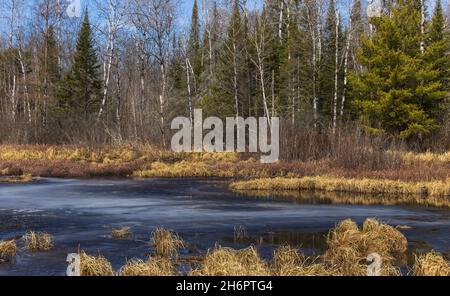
<box><xmin>0</xmin><ymin>145</ymin><xmax>449</xmax><ymax>207</ymax></box>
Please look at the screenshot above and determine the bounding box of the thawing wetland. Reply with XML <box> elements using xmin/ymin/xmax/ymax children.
<box><xmin>0</xmin><ymin>178</ymin><xmax>448</xmax><ymax>275</ymax></box>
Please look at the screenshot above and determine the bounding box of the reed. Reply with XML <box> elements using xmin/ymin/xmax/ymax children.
<box><xmin>230</xmin><ymin>176</ymin><xmax>450</xmax><ymax>199</ymax></box>
<box><xmin>79</xmin><ymin>251</ymin><xmax>114</xmax><ymax>276</ymax></box>
<box><xmin>112</xmin><ymin>227</ymin><xmax>132</xmax><ymax>240</ymax></box>
<box><xmin>0</xmin><ymin>240</ymin><xmax>17</xmax><ymax>263</ymax></box>
<box><xmin>23</xmin><ymin>231</ymin><xmax>54</xmax><ymax>251</ymax></box>
<box><xmin>323</xmin><ymin>219</ymin><xmax>405</xmax><ymax>276</ymax></box>
<box><xmin>151</xmin><ymin>228</ymin><xmax>185</xmax><ymax>259</ymax></box>
<box><xmin>231</xmin><ymin>189</ymin><xmax>450</xmax><ymax>208</ymax></box>
<box><xmin>271</xmin><ymin>245</ymin><xmax>328</xmax><ymax>276</ymax></box>
<box><xmin>189</xmin><ymin>246</ymin><xmax>270</xmax><ymax>276</ymax></box>
<box><xmin>120</xmin><ymin>258</ymin><xmax>174</xmax><ymax>276</ymax></box>
<box><xmin>412</xmin><ymin>251</ymin><xmax>450</xmax><ymax>276</ymax></box>
<box><xmin>0</xmin><ymin>174</ymin><xmax>33</xmax><ymax>183</ymax></box>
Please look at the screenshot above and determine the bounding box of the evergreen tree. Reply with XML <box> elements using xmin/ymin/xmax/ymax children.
<box><xmin>58</xmin><ymin>11</ymin><xmax>101</xmax><ymax>119</ymax></box>
<box><xmin>201</xmin><ymin>0</ymin><xmax>246</xmax><ymax>118</ymax></box>
<box><xmin>425</xmin><ymin>0</ymin><xmax>449</xmax><ymax>90</ymax></box>
<box><xmin>188</xmin><ymin>0</ymin><xmax>202</xmax><ymax>84</ymax></box>
<box><xmin>39</xmin><ymin>25</ymin><xmax>60</xmax><ymax>101</ymax></box>
<box><xmin>319</xmin><ymin>0</ymin><xmax>343</xmax><ymax>120</ymax></box>
<box><xmin>279</xmin><ymin>2</ymin><xmax>301</xmax><ymax>119</ymax></box>
<box><xmin>350</xmin><ymin>0</ymin><xmax>446</xmax><ymax>139</ymax></box>
<box><xmin>169</xmin><ymin>34</ymin><xmax>185</xmax><ymax>92</ymax></box>
<box><xmin>424</xmin><ymin>0</ymin><xmax>450</xmax><ymax>127</ymax></box>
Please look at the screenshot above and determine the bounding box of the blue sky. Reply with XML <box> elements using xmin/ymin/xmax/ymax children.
<box><xmin>0</xmin><ymin>0</ymin><xmax>448</xmax><ymax>37</ymax></box>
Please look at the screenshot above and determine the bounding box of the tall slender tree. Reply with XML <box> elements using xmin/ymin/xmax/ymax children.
<box><xmin>188</xmin><ymin>0</ymin><xmax>202</xmax><ymax>83</ymax></box>
<box><xmin>58</xmin><ymin>11</ymin><xmax>101</xmax><ymax>119</ymax></box>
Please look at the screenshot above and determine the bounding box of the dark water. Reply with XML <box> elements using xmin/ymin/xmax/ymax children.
<box><xmin>0</xmin><ymin>178</ymin><xmax>448</xmax><ymax>275</ymax></box>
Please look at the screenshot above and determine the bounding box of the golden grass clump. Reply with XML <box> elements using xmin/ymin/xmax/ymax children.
<box><xmin>412</xmin><ymin>251</ymin><xmax>450</xmax><ymax>276</ymax></box>
<box><xmin>120</xmin><ymin>257</ymin><xmax>174</xmax><ymax>276</ymax></box>
<box><xmin>362</xmin><ymin>218</ymin><xmax>408</xmax><ymax>254</ymax></box>
<box><xmin>151</xmin><ymin>228</ymin><xmax>185</xmax><ymax>259</ymax></box>
<box><xmin>323</xmin><ymin>219</ymin><xmax>405</xmax><ymax>276</ymax></box>
<box><xmin>271</xmin><ymin>245</ymin><xmax>328</xmax><ymax>276</ymax></box>
<box><xmin>0</xmin><ymin>144</ymin><xmax>176</xmax><ymax>164</ymax></box>
<box><xmin>79</xmin><ymin>251</ymin><xmax>114</xmax><ymax>276</ymax></box>
<box><xmin>112</xmin><ymin>227</ymin><xmax>132</xmax><ymax>240</ymax></box>
<box><xmin>190</xmin><ymin>246</ymin><xmax>270</xmax><ymax>276</ymax></box>
<box><xmin>0</xmin><ymin>240</ymin><xmax>17</xmax><ymax>262</ymax></box>
<box><xmin>401</xmin><ymin>151</ymin><xmax>450</xmax><ymax>165</ymax></box>
<box><xmin>190</xmin><ymin>152</ymin><xmax>239</xmax><ymax>163</ymax></box>
<box><xmin>0</xmin><ymin>174</ymin><xmax>33</xmax><ymax>183</ymax></box>
<box><xmin>24</xmin><ymin>231</ymin><xmax>54</xmax><ymax>251</ymax></box>
<box><xmin>230</xmin><ymin>176</ymin><xmax>450</xmax><ymax>204</ymax></box>
<box><xmin>232</xmin><ymin>187</ymin><xmax>450</xmax><ymax>208</ymax></box>
<box><xmin>135</xmin><ymin>161</ymin><xmax>214</xmax><ymax>178</ymax></box>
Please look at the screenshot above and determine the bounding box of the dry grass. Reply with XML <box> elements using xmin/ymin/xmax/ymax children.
<box><xmin>412</xmin><ymin>251</ymin><xmax>450</xmax><ymax>276</ymax></box>
<box><xmin>0</xmin><ymin>240</ymin><xmax>17</xmax><ymax>262</ymax></box>
<box><xmin>323</xmin><ymin>219</ymin><xmax>405</xmax><ymax>276</ymax></box>
<box><xmin>0</xmin><ymin>174</ymin><xmax>33</xmax><ymax>183</ymax></box>
<box><xmin>50</xmin><ymin>218</ymin><xmax>449</xmax><ymax>276</ymax></box>
<box><xmin>0</xmin><ymin>144</ymin><xmax>180</xmax><ymax>178</ymax></box>
<box><xmin>112</xmin><ymin>227</ymin><xmax>132</xmax><ymax>240</ymax></box>
<box><xmin>271</xmin><ymin>245</ymin><xmax>328</xmax><ymax>276</ymax></box>
<box><xmin>23</xmin><ymin>231</ymin><xmax>54</xmax><ymax>251</ymax></box>
<box><xmin>135</xmin><ymin>161</ymin><xmax>222</xmax><ymax>178</ymax></box>
<box><xmin>151</xmin><ymin>228</ymin><xmax>185</xmax><ymax>259</ymax></box>
<box><xmin>190</xmin><ymin>246</ymin><xmax>270</xmax><ymax>276</ymax></box>
<box><xmin>401</xmin><ymin>151</ymin><xmax>450</xmax><ymax>165</ymax></box>
<box><xmin>231</xmin><ymin>189</ymin><xmax>450</xmax><ymax>208</ymax></box>
<box><xmin>120</xmin><ymin>257</ymin><xmax>174</xmax><ymax>276</ymax></box>
<box><xmin>0</xmin><ymin>144</ymin><xmax>167</xmax><ymax>164</ymax></box>
<box><xmin>79</xmin><ymin>251</ymin><xmax>114</xmax><ymax>276</ymax></box>
<box><xmin>230</xmin><ymin>176</ymin><xmax>450</xmax><ymax>207</ymax></box>
<box><xmin>234</xmin><ymin>226</ymin><xmax>247</xmax><ymax>242</ymax></box>
<box><xmin>0</xmin><ymin>145</ymin><xmax>448</xmax><ymax>183</ymax></box>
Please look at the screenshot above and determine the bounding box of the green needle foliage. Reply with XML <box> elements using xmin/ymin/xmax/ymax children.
<box><xmin>350</xmin><ymin>0</ymin><xmax>448</xmax><ymax>140</ymax></box>
<box><xmin>58</xmin><ymin>10</ymin><xmax>101</xmax><ymax>119</ymax></box>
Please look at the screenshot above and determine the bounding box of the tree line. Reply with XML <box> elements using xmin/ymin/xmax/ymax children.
<box><xmin>0</xmin><ymin>0</ymin><xmax>448</xmax><ymax>150</ymax></box>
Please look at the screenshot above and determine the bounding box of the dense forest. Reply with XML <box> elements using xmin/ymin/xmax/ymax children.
<box><xmin>0</xmin><ymin>0</ymin><xmax>449</xmax><ymax>156</ymax></box>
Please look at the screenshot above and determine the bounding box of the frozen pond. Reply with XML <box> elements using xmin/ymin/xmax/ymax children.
<box><xmin>0</xmin><ymin>178</ymin><xmax>448</xmax><ymax>275</ymax></box>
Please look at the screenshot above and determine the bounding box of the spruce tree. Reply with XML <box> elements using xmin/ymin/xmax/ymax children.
<box><xmin>424</xmin><ymin>0</ymin><xmax>450</xmax><ymax>128</ymax></box>
<box><xmin>320</xmin><ymin>0</ymin><xmax>343</xmax><ymax>120</ymax></box>
<box><xmin>58</xmin><ymin>10</ymin><xmax>101</xmax><ymax>119</ymax></box>
<box><xmin>188</xmin><ymin>0</ymin><xmax>202</xmax><ymax>84</ymax></box>
<box><xmin>425</xmin><ymin>0</ymin><xmax>449</xmax><ymax>91</ymax></box>
<box><xmin>349</xmin><ymin>0</ymin><xmax>446</xmax><ymax>139</ymax></box>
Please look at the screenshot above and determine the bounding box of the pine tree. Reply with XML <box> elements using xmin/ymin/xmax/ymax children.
<box><xmin>58</xmin><ymin>11</ymin><xmax>101</xmax><ymax>119</ymax></box>
<box><xmin>350</xmin><ymin>0</ymin><xmax>446</xmax><ymax>139</ymax></box>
